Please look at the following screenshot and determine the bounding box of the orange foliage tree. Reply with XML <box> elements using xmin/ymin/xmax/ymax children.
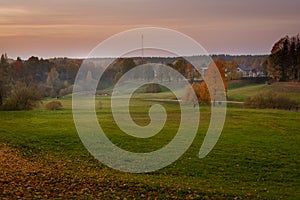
<box><xmin>204</xmin><ymin>59</ymin><xmax>227</xmax><ymax>103</ymax></box>
<box><xmin>182</xmin><ymin>59</ymin><xmax>227</xmax><ymax>105</ymax></box>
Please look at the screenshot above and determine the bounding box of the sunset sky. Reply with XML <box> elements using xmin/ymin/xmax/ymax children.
<box><xmin>0</xmin><ymin>0</ymin><xmax>299</xmax><ymax>59</ymax></box>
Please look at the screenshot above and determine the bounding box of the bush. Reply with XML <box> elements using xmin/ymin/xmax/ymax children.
<box><xmin>145</xmin><ymin>84</ymin><xmax>161</xmax><ymax>93</ymax></box>
<box><xmin>45</xmin><ymin>101</ymin><xmax>63</xmax><ymax>110</ymax></box>
<box><xmin>2</xmin><ymin>82</ymin><xmax>42</xmax><ymax>110</ymax></box>
<box><xmin>59</xmin><ymin>85</ymin><xmax>73</xmax><ymax>97</ymax></box>
<box><xmin>245</xmin><ymin>91</ymin><xmax>298</xmax><ymax>110</ymax></box>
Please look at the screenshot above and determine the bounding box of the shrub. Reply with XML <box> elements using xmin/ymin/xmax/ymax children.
<box><xmin>145</xmin><ymin>84</ymin><xmax>161</xmax><ymax>93</ymax></box>
<box><xmin>45</xmin><ymin>101</ymin><xmax>63</xmax><ymax>110</ymax></box>
<box><xmin>2</xmin><ymin>82</ymin><xmax>42</xmax><ymax>110</ymax></box>
<box><xmin>59</xmin><ymin>85</ymin><xmax>73</xmax><ymax>97</ymax></box>
<box><xmin>245</xmin><ymin>91</ymin><xmax>298</xmax><ymax>110</ymax></box>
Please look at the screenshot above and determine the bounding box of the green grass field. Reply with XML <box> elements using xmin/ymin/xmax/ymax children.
<box><xmin>227</xmin><ymin>81</ymin><xmax>300</xmax><ymax>103</ymax></box>
<box><xmin>0</xmin><ymin>92</ymin><xmax>299</xmax><ymax>199</ymax></box>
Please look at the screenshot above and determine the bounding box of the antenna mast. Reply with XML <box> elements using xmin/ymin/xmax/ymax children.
<box><xmin>141</xmin><ymin>34</ymin><xmax>144</xmax><ymax>62</ymax></box>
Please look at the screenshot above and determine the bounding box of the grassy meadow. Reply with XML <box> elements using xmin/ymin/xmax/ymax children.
<box><xmin>228</xmin><ymin>81</ymin><xmax>300</xmax><ymax>103</ymax></box>
<box><xmin>0</xmin><ymin>83</ymin><xmax>299</xmax><ymax>199</ymax></box>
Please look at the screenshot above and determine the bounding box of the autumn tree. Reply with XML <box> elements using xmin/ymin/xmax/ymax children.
<box><xmin>182</xmin><ymin>82</ymin><xmax>210</xmax><ymax>104</ymax></box>
<box><xmin>186</xmin><ymin>63</ymin><xmax>195</xmax><ymax>82</ymax></box>
<box><xmin>121</xmin><ymin>58</ymin><xmax>136</xmax><ymax>74</ymax></box>
<box><xmin>182</xmin><ymin>84</ymin><xmax>196</xmax><ymax>103</ymax></box>
<box><xmin>0</xmin><ymin>66</ymin><xmax>3</xmax><ymax>107</ymax></box>
<box><xmin>0</xmin><ymin>53</ymin><xmax>8</xmax><ymax>64</ymax></box>
<box><xmin>0</xmin><ymin>54</ymin><xmax>9</xmax><ymax>108</ymax></box>
<box><xmin>173</xmin><ymin>58</ymin><xmax>187</xmax><ymax>81</ymax></box>
<box><xmin>267</xmin><ymin>35</ymin><xmax>300</xmax><ymax>81</ymax></box>
<box><xmin>203</xmin><ymin>59</ymin><xmax>227</xmax><ymax>105</ymax></box>
<box><xmin>86</xmin><ymin>70</ymin><xmax>93</xmax><ymax>82</ymax></box>
<box><xmin>156</xmin><ymin>63</ymin><xmax>172</xmax><ymax>82</ymax></box>
<box><xmin>142</xmin><ymin>63</ymin><xmax>155</xmax><ymax>81</ymax></box>
<box><xmin>225</xmin><ymin>58</ymin><xmax>242</xmax><ymax>80</ymax></box>
<box><xmin>183</xmin><ymin>59</ymin><xmax>227</xmax><ymax>105</ymax></box>
<box><xmin>198</xmin><ymin>81</ymin><xmax>211</xmax><ymax>104</ymax></box>
<box><xmin>47</xmin><ymin>67</ymin><xmax>62</xmax><ymax>97</ymax></box>
<box><xmin>2</xmin><ymin>81</ymin><xmax>42</xmax><ymax>110</ymax></box>
<box><xmin>114</xmin><ymin>71</ymin><xmax>123</xmax><ymax>83</ymax></box>
<box><xmin>12</xmin><ymin>57</ymin><xmax>25</xmax><ymax>81</ymax></box>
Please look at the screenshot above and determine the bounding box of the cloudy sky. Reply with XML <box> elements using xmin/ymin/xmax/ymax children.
<box><xmin>0</xmin><ymin>0</ymin><xmax>299</xmax><ymax>59</ymax></box>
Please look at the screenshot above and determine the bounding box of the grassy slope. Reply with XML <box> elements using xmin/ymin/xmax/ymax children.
<box><xmin>0</xmin><ymin>96</ymin><xmax>299</xmax><ymax>199</ymax></box>
<box><xmin>228</xmin><ymin>81</ymin><xmax>300</xmax><ymax>103</ymax></box>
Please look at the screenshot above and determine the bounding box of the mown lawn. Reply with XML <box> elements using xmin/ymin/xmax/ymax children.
<box><xmin>0</xmin><ymin>96</ymin><xmax>299</xmax><ymax>199</ymax></box>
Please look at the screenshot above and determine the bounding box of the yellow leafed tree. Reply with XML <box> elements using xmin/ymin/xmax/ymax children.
<box><xmin>183</xmin><ymin>59</ymin><xmax>227</xmax><ymax>105</ymax></box>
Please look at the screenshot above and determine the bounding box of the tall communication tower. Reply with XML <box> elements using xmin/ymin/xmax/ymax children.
<box><xmin>141</xmin><ymin>34</ymin><xmax>144</xmax><ymax>62</ymax></box>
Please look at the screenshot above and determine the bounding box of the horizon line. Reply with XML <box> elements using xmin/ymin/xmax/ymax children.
<box><xmin>3</xmin><ymin>53</ymin><xmax>270</xmax><ymax>60</ymax></box>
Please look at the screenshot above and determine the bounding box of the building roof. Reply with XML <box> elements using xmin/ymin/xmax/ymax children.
<box><xmin>238</xmin><ymin>65</ymin><xmax>251</xmax><ymax>72</ymax></box>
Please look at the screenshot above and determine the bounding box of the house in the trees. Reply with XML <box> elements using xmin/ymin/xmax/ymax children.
<box><xmin>237</xmin><ymin>65</ymin><xmax>251</xmax><ymax>77</ymax></box>
<box><xmin>238</xmin><ymin>65</ymin><xmax>266</xmax><ymax>78</ymax></box>
<box><xmin>252</xmin><ymin>67</ymin><xmax>267</xmax><ymax>77</ymax></box>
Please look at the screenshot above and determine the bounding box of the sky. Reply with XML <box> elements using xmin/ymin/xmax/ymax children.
<box><xmin>0</xmin><ymin>0</ymin><xmax>299</xmax><ymax>59</ymax></box>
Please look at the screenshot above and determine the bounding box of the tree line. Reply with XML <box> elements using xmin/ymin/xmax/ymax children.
<box><xmin>0</xmin><ymin>56</ymin><xmax>82</xmax><ymax>110</ymax></box>
<box><xmin>1</xmin><ymin>34</ymin><xmax>298</xmax><ymax>110</ymax></box>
